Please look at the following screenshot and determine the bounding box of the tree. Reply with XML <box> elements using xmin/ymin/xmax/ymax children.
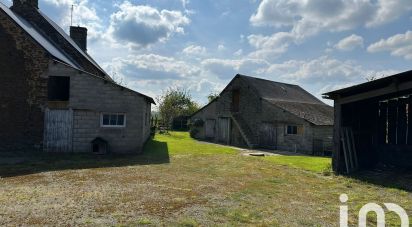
<box><xmin>207</xmin><ymin>92</ymin><xmax>219</xmax><ymax>103</ymax></box>
<box><xmin>156</xmin><ymin>88</ymin><xmax>199</xmax><ymax>126</ymax></box>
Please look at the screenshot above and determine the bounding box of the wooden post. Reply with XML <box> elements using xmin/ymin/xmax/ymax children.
<box><xmin>333</xmin><ymin>101</ymin><xmax>342</xmax><ymax>173</ymax></box>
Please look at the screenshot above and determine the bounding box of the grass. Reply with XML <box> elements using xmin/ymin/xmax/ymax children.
<box><xmin>264</xmin><ymin>155</ymin><xmax>331</xmax><ymax>173</ymax></box>
<box><xmin>0</xmin><ymin>132</ymin><xmax>411</xmax><ymax>226</ymax></box>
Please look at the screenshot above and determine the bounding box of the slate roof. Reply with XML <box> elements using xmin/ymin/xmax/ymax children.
<box><xmin>0</xmin><ymin>2</ymin><xmax>155</xmax><ymax>104</ymax></box>
<box><xmin>0</xmin><ymin>3</ymin><xmax>80</xmax><ymax>69</ymax></box>
<box><xmin>37</xmin><ymin>10</ymin><xmax>109</xmax><ymax>77</ymax></box>
<box><xmin>238</xmin><ymin>74</ymin><xmax>334</xmax><ymax>125</ymax></box>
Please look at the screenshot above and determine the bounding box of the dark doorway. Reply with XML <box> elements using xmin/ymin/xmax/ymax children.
<box><xmin>232</xmin><ymin>89</ymin><xmax>240</xmax><ymax>112</ymax></box>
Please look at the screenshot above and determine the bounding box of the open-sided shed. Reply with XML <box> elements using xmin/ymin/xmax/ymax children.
<box><xmin>323</xmin><ymin>70</ymin><xmax>412</xmax><ymax>174</ymax></box>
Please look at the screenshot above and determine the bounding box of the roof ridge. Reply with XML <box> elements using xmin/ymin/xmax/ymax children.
<box><xmin>236</xmin><ymin>74</ymin><xmax>300</xmax><ymax>87</ymax></box>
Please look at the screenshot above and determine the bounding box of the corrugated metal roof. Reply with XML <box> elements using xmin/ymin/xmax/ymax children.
<box><xmin>0</xmin><ymin>3</ymin><xmax>80</xmax><ymax>69</ymax></box>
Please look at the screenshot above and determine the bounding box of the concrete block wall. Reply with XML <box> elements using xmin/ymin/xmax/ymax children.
<box><xmin>48</xmin><ymin>63</ymin><xmax>151</xmax><ymax>153</ymax></box>
<box><xmin>0</xmin><ymin>9</ymin><xmax>48</xmax><ymax>151</ymax></box>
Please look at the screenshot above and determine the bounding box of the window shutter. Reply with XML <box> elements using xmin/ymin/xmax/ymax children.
<box><xmin>297</xmin><ymin>125</ymin><xmax>304</xmax><ymax>135</ymax></box>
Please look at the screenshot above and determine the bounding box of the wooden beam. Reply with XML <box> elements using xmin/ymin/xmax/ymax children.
<box><xmin>332</xmin><ymin>102</ymin><xmax>342</xmax><ymax>173</ymax></box>
<box><xmin>336</xmin><ymin>81</ymin><xmax>412</xmax><ymax>104</ymax></box>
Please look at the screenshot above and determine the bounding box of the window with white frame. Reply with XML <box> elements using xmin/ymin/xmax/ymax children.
<box><xmin>101</xmin><ymin>113</ymin><xmax>126</xmax><ymax>127</ymax></box>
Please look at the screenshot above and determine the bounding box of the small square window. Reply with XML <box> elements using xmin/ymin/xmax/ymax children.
<box><xmin>101</xmin><ymin>113</ymin><xmax>126</xmax><ymax>127</ymax></box>
<box><xmin>287</xmin><ymin>125</ymin><xmax>298</xmax><ymax>135</ymax></box>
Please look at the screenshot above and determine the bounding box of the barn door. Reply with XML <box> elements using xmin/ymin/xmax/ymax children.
<box><xmin>218</xmin><ymin>117</ymin><xmax>230</xmax><ymax>144</ymax></box>
<box><xmin>205</xmin><ymin>119</ymin><xmax>216</xmax><ymax>138</ymax></box>
<box><xmin>43</xmin><ymin>109</ymin><xmax>73</xmax><ymax>152</ymax></box>
<box><xmin>259</xmin><ymin>123</ymin><xmax>277</xmax><ymax>149</ymax></box>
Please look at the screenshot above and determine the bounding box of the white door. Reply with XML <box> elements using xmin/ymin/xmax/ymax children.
<box><xmin>43</xmin><ymin>109</ymin><xmax>73</xmax><ymax>152</ymax></box>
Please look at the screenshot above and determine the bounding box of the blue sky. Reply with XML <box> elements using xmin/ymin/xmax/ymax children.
<box><xmin>3</xmin><ymin>0</ymin><xmax>412</xmax><ymax>105</ymax></box>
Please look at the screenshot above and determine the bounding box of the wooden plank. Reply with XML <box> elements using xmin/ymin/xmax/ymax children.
<box><xmin>341</xmin><ymin>128</ymin><xmax>350</xmax><ymax>174</ymax></box>
<box><xmin>397</xmin><ymin>98</ymin><xmax>408</xmax><ymax>145</ymax></box>
<box><xmin>378</xmin><ymin>102</ymin><xmax>388</xmax><ymax>144</ymax></box>
<box><xmin>344</xmin><ymin>128</ymin><xmax>354</xmax><ymax>170</ymax></box>
<box><xmin>43</xmin><ymin>109</ymin><xmax>73</xmax><ymax>152</ymax></box>
<box><xmin>408</xmin><ymin>96</ymin><xmax>412</xmax><ymax>145</ymax></box>
<box><xmin>349</xmin><ymin>128</ymin><xmax>359</xmax><ymax>169</ymax></box>
<box><xmin>387</xmin><ymin>100</ymin><xmax>397</xmax><ymax>144</ymax></box>
<box><xmin>336</xmin><ymin>80</ymin><xmax>412</xmax><ymax>104</ymax></box>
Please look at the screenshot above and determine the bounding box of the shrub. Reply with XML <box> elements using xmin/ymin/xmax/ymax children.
<box><xmin>189</xmin><ymin>128</ymin><xmax>199</xmax><ymax>138</ymax></box>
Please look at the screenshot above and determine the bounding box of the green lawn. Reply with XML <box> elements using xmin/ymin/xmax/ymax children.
<box><xmin>0</xmin><ymin>132</ymin><xmax>410</xmax><ymax>226</ymax></box>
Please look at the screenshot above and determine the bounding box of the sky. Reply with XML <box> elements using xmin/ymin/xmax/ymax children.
<box><xmin>3</xmin><ymin>0</ymin><xmax>412</xmax><ymax>106</ymax></box>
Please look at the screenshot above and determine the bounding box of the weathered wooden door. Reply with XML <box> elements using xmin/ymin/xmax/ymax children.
<box><xmin>259</xmin><ymin>123</ymin><xmax>277</xmax><ymax>149</ymax></box>
<box><xmin>205</xmin><ymin>119</ymin><xmax>216</xmax><ymax>138</ymax></box>
<box><xmin>218</xmin><ymin>118</ymin><xmax>230</xmax><ymax>144</ymax></box>
<box><xmin>43</xmin><ymin>109</ymin><xmax>73</xmax><ymax>152</ymax></box>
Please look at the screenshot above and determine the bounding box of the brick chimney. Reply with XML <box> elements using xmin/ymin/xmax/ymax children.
<box><xmin>12</xmin><ymin>0</ymin><xmax>39</xmax><ymax>9</ymax></box>
<box><xmin>70</xmin><ymin>26</ymin><xmax>88</xmax><ymax>51</ymax></box>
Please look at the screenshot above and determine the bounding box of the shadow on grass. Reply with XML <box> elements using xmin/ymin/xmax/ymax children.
<box><xmin>0</xmin><ymin>139</ymin><xmax>169</xmax><ymax>178</ymax></box>
<box><xmin>349</xmin><ymin>168</ymin><xmax>412</xmax><ymax>192</ymax></box>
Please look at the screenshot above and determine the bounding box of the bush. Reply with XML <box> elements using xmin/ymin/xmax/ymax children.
<box><xmin>189</xmin><ymin>128</ymin><xmax>199</xmax><ymax>138</ymax></box>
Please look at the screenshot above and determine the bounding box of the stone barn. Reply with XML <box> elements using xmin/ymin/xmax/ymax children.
<box><xmin>323</xmin><ymin>70</ymin><xmax>412</xmax><ymax>174</ymax></box>
<box><xmin>0</xmin><ymin>0</ymin><xmax>155</xmax><ymax>153</ymax></box>
<box><xmin>190</xmin><ymin>74</ymin><xmax>334</xmax><ymax>154</ymax></box>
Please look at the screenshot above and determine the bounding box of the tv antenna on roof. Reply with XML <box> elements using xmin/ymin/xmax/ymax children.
<box><xmin>70</xmin><ymin>4</ymin><xmax>76</xmax><ymax>26</ymax></box>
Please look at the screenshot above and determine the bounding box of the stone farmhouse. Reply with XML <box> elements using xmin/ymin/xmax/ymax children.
<box><xmin>0</xmin><ymin>0</ymin><xmax>155</xmax><ymax>153</ymax></box>
<box><xmin>190</xmin><ymin>74</ymin><xmax>334</xmax><ymax>154</ymax></box>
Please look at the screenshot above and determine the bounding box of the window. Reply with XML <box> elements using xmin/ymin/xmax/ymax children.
<box><xmin>101</xmin><ymin>113</ymin><xmax>126</xmax><ymax>127</ymax></box>
<box><xmin>48</xmin><ymin>76</ymin><xmax>70</xmax><ymax>101</ymax></box>
<box><xmin>287</xmin><ymin>125</ymin><xmax>298</xmax><ymax>135</ymax></box>
<box><xmin>286</xmin><ymin>125</ymin><xmax>304</xmax><ymax>135</ymax></box>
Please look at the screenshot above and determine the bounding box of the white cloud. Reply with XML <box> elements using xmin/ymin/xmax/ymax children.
<box><xmin>217</xmin><ymin>44</ymin><xmax>226</xmax><ymax>51</ymax></box>
<box><xmin>233</xmin><ymin>49</ymin><xmax>243</xmax><ymax>56</ymax></box>
<box><xmin>182</xmin><ymin>45</ymin><xmax>207</xmax><ymax>56</ymax></box>
<box><xmin>247</xmin><ymin>32</ymin><xmax>293</xmax><ymax>58</ymax></box>
<box><xmin>367</xmin><ymin>0</ymin><xmax>412</xmax><ymax>27</ymax></box>
<box><xmin>248</xmin><ymin>0</ymin><xmax>412</xmax><ymax>57</ymax></box>
<box><xmin>202</xmin><ymin>58</ymin><xmax>269</xmax><ymax>79</ymax></box>
<box><xmin>107</xmin><ymin>1</ymin><xmax>190</xmax><ymax>47</ymax></box>
<box><xmin>106</xmin><ymin>54</ymin><xmax>201</xmax><ymax>80</ymax></box>
<box><xmin>334</xmin><ymin>34</ymin><xmax>364</xmax><ymax>51</ymax></box>
<box><xmin>42</xmin><ymin>0</ymin><xmax>103</xmax><ymax>39</ymax></box>
<box><xmin>367</xmin><ymin>31</ymin><xmax>412</xmax><ymax>60</ymax></box>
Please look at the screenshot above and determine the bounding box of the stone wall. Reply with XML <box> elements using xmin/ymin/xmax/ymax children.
<box><xmin>11</xmin><ymin>5</ymin><xmax>106</xmax><ymax>78</ymax></box>
<box><xmin>191</xmin><ymin>76</ymin><xmax>333</xmax><ymax>153</ymax></box>
<box><xmin>0</xmin><ymin>9</ymin><xmax>48</xmax><ymax>151</ymax></box>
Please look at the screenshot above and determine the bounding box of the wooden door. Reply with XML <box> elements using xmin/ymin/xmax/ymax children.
<box><xmin>218</xmin><ymin>118</ymin><xmax>230</xmax><ymax>144</ymax></box>
<box><xmin>43</xmin><ymin>109</ymin><xmax>73</xmax><ymax>152</ymax></box>
<box><xmin>259</xmin><ymin>123</ymin><xmax>277</xmax><ymax>149</ymax></box>
<box><xmin>205</xmin><ymin>119</ymin><xmax>216</xmax><ymax>138</ymax></box>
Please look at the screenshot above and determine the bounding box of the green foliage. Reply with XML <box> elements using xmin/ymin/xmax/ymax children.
<box><xmin>189</xmin><ymin>128</ymin><xmax>199</xmax><ymax>138</ymax></box>
<box><xmin>207</xmin><ymin>92</ymin><xmax>219</xmax><ymax>103</ymax></box>
<box><xmin>156</xmin><ymin>88</ymin><xmax>199</xmax><ymax>126</ymax></box>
